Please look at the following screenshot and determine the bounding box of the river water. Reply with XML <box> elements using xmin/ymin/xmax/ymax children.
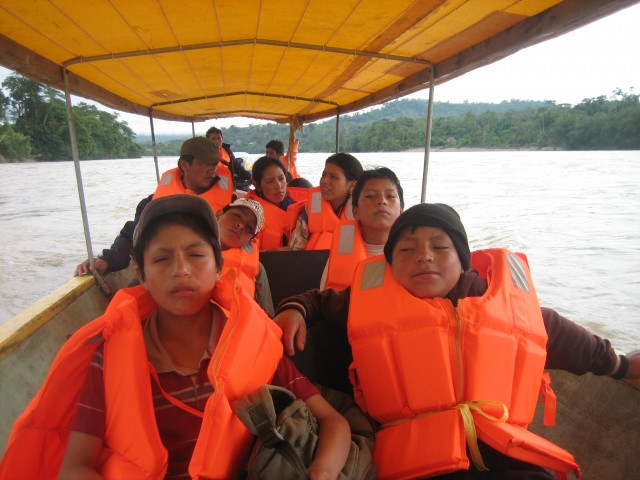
<box><xmin>1</xmin><ymin>151</ymin><xmax>639</xmax><ymax>352</ymax></box>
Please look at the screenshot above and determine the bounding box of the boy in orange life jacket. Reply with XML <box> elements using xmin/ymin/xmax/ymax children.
<box><xmin>273</xmin><ymin>203</ymin><xmax>640</xmax><ymax>479</ymax></box>
<box><xmin>320</xmin><ymin>167</ymin><xmax>404</xmax><ymax>290</ymax></box>
<box><xmin>216</xmin><ymin>197</ymin><xmax>275</xmax><ymax>316</ymax></box>
<box><xmin>25</xmin><ymin>195</ymin><xmax>351</xmax><ymax>479</ymax></box>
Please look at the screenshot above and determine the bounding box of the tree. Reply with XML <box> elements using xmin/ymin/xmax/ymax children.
<box><xmin>2</xmin><ymin>73</ymin><xmax>142</xmax><ymax>160</ymax></box>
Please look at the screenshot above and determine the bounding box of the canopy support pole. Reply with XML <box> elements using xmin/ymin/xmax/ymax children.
<box><xmin>335</xmin><ymin>109</ymin><xmax>341</xmax><ymax>153</ymax></box>
<box><xmin>149</xmin><ymin>109</ymin><xmax>160</xmax><ymax>183</ymax></box>
<box><xmin>63</xmin><ymin>68</ymin><xmax>95</xmax><ymax>266</ymax></box>
<box><xmin>191</xmin><ymin>120</ymin><xmax>195</xmax><ymax>137</ymax></box>
<box><xmin>420</xmin><ymin>66</ymin><xmax>436</xmax><ymax>203</ymax></box>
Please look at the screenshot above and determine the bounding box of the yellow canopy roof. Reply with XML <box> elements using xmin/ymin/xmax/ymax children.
<box><xmin>1</xmin><ymin>0</ymin><xmax>637</xmax><ymax>125</ymax></box>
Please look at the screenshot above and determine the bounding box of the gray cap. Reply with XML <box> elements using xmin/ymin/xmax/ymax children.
<box><xmin>180</xmin><ymin>136</ymin><xmax>221</xmax><ymax>165</ymax></box>
<box><xmin>133</xmin><ymin>195</ymin><xmax>219</xmax><ymax>247</ymax></box>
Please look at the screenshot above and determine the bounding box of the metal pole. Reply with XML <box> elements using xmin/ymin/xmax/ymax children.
<box><xmin>335</xmin><ymin>109</ymin><xmax>340</xmax><ymax>153</ymax></box>
<box><xmin>63</xmin><ymin>68</ymin><xmax>95</xmax><ymax>266</ymax></box>
<box><xmin>191</xmin><ymin>120</ymin><xmax>195</xmax><ymax>137</ymax></box>
<box><xmin>149</xmin><ymin>109</ymin><xmax>160</xmax><ymax>183</ymax></box>
<box><xmin>420</xmin><ymin>66</ymin><xmax>436</xmax><ymax>203</ymax></box>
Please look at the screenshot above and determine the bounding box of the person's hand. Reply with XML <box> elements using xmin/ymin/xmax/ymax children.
<box><xmin>273</xmin><ymin>309</ymin><xmax>306</xmax><ymax>356</ymax></box>
<box><xmin>624</xmin><ymin>349</ymin><xmax>640</xmax><ymax>380</ymax></box>
<box><xmin>74</xmin><ymin>258</ymin><xmax>109</xmax><ymax>277</ymax></box>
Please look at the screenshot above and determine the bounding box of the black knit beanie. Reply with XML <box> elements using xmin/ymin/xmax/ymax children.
<box><xmin>383</xmin><ymin>203</ymin><xmax>471</xmax><ymax>271</ymax></box>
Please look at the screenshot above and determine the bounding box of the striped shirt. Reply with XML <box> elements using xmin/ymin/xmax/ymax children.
<box><xmin>70</xmin><ymin>306</ymin><xmax>317</xmax><ymax>478</ymax></box>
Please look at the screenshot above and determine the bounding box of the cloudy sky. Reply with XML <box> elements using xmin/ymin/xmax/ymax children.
<box><xmin>1</xmin><ymin>3</ymin><xmax>638</xmax><ymax>136</ymax></box>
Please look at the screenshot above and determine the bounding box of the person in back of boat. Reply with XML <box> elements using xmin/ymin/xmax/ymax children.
<box><xmin>266</xmin><ymin>137</ymin><xmax>300</xmax><ymax>180</ymax></box>
<box><xmin>74</xmin><ymin>137</ymin><xmax>233</xmax><ymax>277</ymax></box>
<box><xmin>289</xmin><ymin>153</ymin><xmax>364</xmax><ymax>251</ymax></box>
<box><xmin>2</xmin><ymin>195</ymin><xmax>351</xmax><ymax>480</ymax></box>
<box><xmin>216</xmin><ymin>197</ymin><xmax>275</xmax><ymax>316</ymax></box>
<box><xmin>207</xmin><ymin>126</ymin><xmax>252</xmax><ymax>191</ymax></box>
<box><xmin>245</xmin><ymin>156</ymin><xmax>309</xmax><ymax>250</ymax></box>
<box><xmin>273</xmin><ymin>203</ymin><xmax>640</xmax><ymax>480</ymax></box>
<box><xmin>289</xmin><ymin>176</ymin><xmax>313</xmax><ymax>189</ymax></box>
<box><xmin>320</xmin><ymin>167</ymin><xmax>404</xmax><ymax>290</ymax></box>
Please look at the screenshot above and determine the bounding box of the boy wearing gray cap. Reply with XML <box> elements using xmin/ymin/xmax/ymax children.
<box><xmin>274</xmin><ymin>202</ymin><xmax>640</xmax><ymax>480</ymax></box>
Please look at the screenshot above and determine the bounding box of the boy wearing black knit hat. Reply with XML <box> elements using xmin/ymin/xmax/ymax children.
<box><xmin>274</xmin><ymin>202</ymin><xmax>640</xmax><ymax>480</ymax></box>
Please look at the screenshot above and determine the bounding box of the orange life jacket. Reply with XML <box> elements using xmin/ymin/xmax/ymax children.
<box><xmin>219</xmin><ymin>147</ymin><xmax>231</xmax><ymax>164</ymax></box>
<box><xmin>286</xmin><ymin>186</ymin><xmax>310</xmax><ymax>203</ymax></box>
<box><xmin>221</xmin><ymin>239</ymin><xmax>260</xmax><ymax>298</ymax></box>
<box><xmin>325</xmin><ymin>220</ymin><xmax>368</xmax><ymax>291</ymax></box>
<box><xmin>0</xmin><ymin>271</ymin><xmax>283</xmax><ymax>480</ymax></box>
<box><xmin>347</xmin><ymin>249</ymin><xmax>580</xmax><ymax>480</ymax></box>
<box><xmin>153</xmin><ymin>166</ymin><xmax>233</xmax><ymax>213</ymax></box>
<box><xmin>245</xmin><ymin>190</ymin><xmax>290</xmax><ymax>250</ymax></box>
<box><xmin>294</xmin><ymin>187</ymin><xmax>354</xmax><ymax>251</ymax></box>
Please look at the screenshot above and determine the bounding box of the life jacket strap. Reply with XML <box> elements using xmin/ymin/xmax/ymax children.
<box><xmin>378</xmin><ymin>399</ymin><xmax>509</xmax><ymax>472</ymax></box>
<box><xmin>539</xmin><ymin>372</ymin><xmax>558</xmax><ymax>426</ymax></box>
<box><xmin>148</xmin><ymin>363</ymin><xmax>204</xmax><ymax>418</ymax></box>
<box><xmin>453</xmin><ymin>400</ymin><xmax>508</xmax><ymax>472</ymax></box>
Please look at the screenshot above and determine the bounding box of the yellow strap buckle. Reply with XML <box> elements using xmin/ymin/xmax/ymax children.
<box><xmin>453</xmin><ymin>400</ymin><xmax>509</xmax><ymax>471</ymax></box>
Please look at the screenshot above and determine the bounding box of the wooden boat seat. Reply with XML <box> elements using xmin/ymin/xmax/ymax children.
<box><xmin>259</xmin><ymin>250</ymin><xmax>353</xmax><ymax>395</ymax></box>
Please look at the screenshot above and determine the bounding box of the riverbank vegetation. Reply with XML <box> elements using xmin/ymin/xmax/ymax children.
<box><xmin>0</xmin><ymin>75</ymin><xmax>141</xmax><ymax>162</ymax></box>
<box><xmin>1</xmin><ymin>72</ymin><xmax>638</xmax><ymax>161</ymax></box>
<box><xmin>142</xmin><ymin>91</ymin><xmax>639</xmax><ymax>155</ymax></box>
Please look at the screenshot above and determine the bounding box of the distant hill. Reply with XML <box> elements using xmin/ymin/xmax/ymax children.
<box><xmin>135</xmin><ymin>93</ymin><xmax>639</xmax><ymax>153</ymax></box>
<box><xmin>136</xmin><ymin>98</ymin><xmax>554</xmax><ymax>148</ymax></box>
<box><xmin>343</xmin><ymin>98</ymin><xmax>554</xmax><ymax>122</ymax></box>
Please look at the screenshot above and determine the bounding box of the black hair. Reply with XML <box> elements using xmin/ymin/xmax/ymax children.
<box><xmin>266</xmin><ymin>139</ymin><xmax>285</xmax><ymax>156</ymax></box>
<box><xmin>288</xmin><ymin>177</ymin><xmax>313</xmax><ymax>188</ymax></box>
<box><xmin>324</xmin><ymin>153</ymin><xmax>363</xmax><ymax>181</ymax></box>
<box><xmin>177</xmin><ymin>154</ymin><xmax>194</xmax><ymax>170</ymax></box>
<box><xmin>352</xmin><ymin>167</ymin><xmax>404</xmax><ymax>209</ymax></box>
<box><xmin>133</xmin><ymin>213</ymin><xmax>222</xmax><ymax>281</ymax></box>
<box><xmin>251</xmin><ymin>156</ymin><xmax>287</xmax><ymax>185</ymax></box>
<box><xmin>205</xmin><ymin>126</ymin><xmax>222</xmax><ymax>138</ymax></box>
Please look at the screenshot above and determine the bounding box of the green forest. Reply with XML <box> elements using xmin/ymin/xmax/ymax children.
<box><xmin>0</xmin><ymin>75</ymin><xmax>141</xmax><ymax>161</ymax></box>
<box><xmin>1</xmin><ymin>72</ymin><xmax>638</xmax><ymax>162</ymax></box>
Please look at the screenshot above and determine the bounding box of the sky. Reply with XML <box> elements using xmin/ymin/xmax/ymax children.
<box><xmin>1</xmin><ymin>3</ymin><xmax>639</xmax><ymax>136</ymax></box>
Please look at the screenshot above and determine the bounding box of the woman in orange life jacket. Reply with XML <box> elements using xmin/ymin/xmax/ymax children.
<box><xmin>273</xmin><ymin>203</ymin><xmax>640</xmax><ymax>480</ymax></box>
<box><xmin>245</xmin><ymin>156</ymin><xmax>309</xmax><ymax>250</ymax></box>
<box><xmin>17</xmin><ymin>195</ymin><xmax>352</xmax><ymax>480</ymax></box>
<box><xmin>289</xmin><ymin>153</ymin><xmax>364</xmax><ymax>251</ymax></box>
<box><xmin>319</xmin><ymin>167</ymin><xmax>404</xmax><ymax>290</ymax></box>
<box><xmin>216</xmin><ymin>197</ymin><xmax>275</xmax><ymax>316</ymax></box>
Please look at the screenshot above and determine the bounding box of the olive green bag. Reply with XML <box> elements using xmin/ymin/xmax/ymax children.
<box><xmin>232</xmin><ymin>384</ymin><xmax>376</xmax><ymax>480</ymax></box>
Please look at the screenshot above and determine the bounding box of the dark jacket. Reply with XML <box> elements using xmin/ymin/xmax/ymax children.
<box><xmin>223</xmin><ymin>143</ymin><xmax>251</xmax><ymax>190</ymax></box>
<box><xmin>99</xmin><ymin>194</ymin><xmax>153</xmax><ymax>273</ymax></box>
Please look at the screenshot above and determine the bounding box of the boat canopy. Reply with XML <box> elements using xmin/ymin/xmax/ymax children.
<box><xmin>1</xmin><ymin>0</ymin><xmax>638</xmax><ymax>125</ymax></box>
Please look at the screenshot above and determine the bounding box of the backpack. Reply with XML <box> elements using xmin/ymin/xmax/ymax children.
<box><xmin>232</xmin><ymin>384</ymin><xmax>376</xmax><ymax>480</ymax></box>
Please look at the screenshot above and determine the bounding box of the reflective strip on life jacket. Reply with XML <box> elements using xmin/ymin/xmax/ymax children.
<box><xmin>305</xmin><ymin>187</ymin><xmax>354</xmax><ymax>250</ymax></box>
<box><xmin>325</xmin><ymin>221</ymin><xmax>368</xmax><ymax>291</ymax></box>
